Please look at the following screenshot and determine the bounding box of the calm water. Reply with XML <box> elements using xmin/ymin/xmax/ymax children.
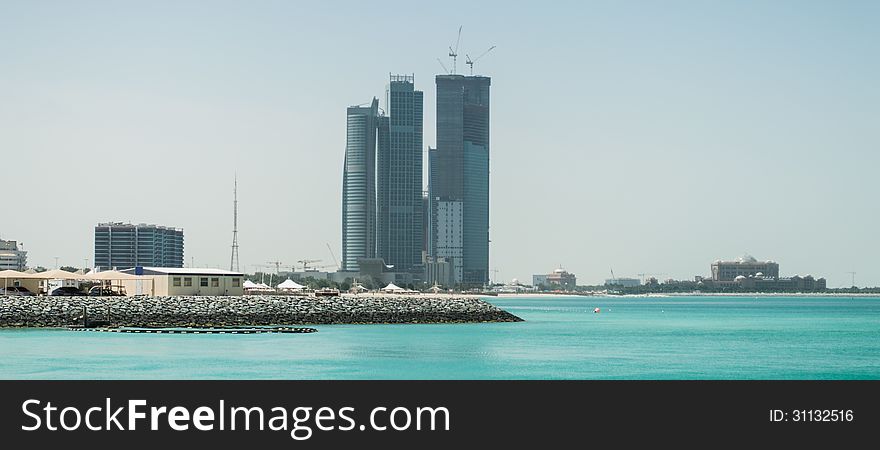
<box><xmin>1</xmin><ymin>296</ymin><xmax>878</xmax><ymax>379</ymax></box>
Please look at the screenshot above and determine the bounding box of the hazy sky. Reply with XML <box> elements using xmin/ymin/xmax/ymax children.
<box><xmin>2</xmin><ymin>0</ymin><xmax>878</xmax><ymax>286</ymax></box>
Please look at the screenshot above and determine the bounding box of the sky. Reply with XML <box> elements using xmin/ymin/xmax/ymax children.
<box><xmin>1</xmin><ymin>0</ymin><xmax>878</xmax><ymax>287</ymax></box>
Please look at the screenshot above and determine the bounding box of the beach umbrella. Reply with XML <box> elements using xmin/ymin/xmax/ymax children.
<box><xmin>277</xmin><ymin>279</ymin><xmax>305</xmax><ymax>290</ymax></box>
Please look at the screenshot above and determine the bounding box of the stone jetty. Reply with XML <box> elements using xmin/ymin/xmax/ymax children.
<box><xmin>0</xmin><ymin>295</ymin><xmax>523</xmax><ymax>328</ymax></box>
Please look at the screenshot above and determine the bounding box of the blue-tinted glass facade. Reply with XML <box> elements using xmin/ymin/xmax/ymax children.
<box><xmin>430</xmin><ymin>75</ymin><xmax>491</xmax><ymax>287</ymax></box>
<box><xmin>377</xmin><ymin>75</ymin><xmax>424</xmax><ymax>272</ymax></box>
<box><xmin>342</xmin><ymin>98</ymin><xmax>380</xmax><ymax>271</ymax></box>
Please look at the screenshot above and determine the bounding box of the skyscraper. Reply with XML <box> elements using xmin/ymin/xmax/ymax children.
<box><xmin>377</xmin><ymin>74</ymin><xmax>424</xmax><ymax>273</ymax></box>
<box><xmin>429</xmin><ymin>74</ymin><xmax>491</xmax><ymax>287</ymax></box>
<box><xmin>341</xmin><ymin>98</ymin><xmax>380</xmax><ymax>271</ymax></box>
<box><xmin>94</xmin><ymin>222</ymin><xmax>184</xmax><ymax>270</ymax></box>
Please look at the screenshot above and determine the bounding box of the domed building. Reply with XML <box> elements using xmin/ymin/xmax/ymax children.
<box><xmin>711</xmin><ymin>255</ymin><xmax>779</xmax><ymax>281</ymax></box>
<box><xmin>534</xmin><ymin>266</ymin><xmax>577</xmax><ymax>290</ymax></box>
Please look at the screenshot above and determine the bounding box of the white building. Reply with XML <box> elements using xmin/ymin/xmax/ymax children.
<box><xmin>119</xmin><ymin>267</ymin><xmax>244</xmax><ymax>296</ymax></box>
<box><xmin>0</xmin><ymin>239</ymin><xmax>27</xmax><ymax>271</ymax></box>
<box><xmin>435</xmin><ymin>200</ymin><xmax>463</xmax><ymax>283</ymax></box>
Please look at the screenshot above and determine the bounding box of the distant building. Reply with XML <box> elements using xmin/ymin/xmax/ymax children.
<box><xmin>605</xmin><ymin>277</ymin><xmax>641</xmax><ymax>288</ymax></box>
<box><xmin>727</xmin><ymin>273</ymin><xmax>826</xmax><ymax>291</ymax></box>
<box><xmin>532</xmin><ymin>274</ymin><xmax>548</xmax><ymax>287</ymax></box>
<box><xmin>711</xmin><ymin>255</ymin><xmax>779</xmax><ymax>281</ymax></box>
<box><xmin>94</xmin><ymin>222</ymin><xmax>183</xmax><ymax>270</ymax></box>
<box><xmin>535</xmin><ymin>267</ymin><xmax>577</xmax><ymax>290</ymax></box>
<box><xmin>433</xmin><ymin>200</ymin><xmax>463</xmax><ymax>283</ymax></box>
<box><xmin>283</xmin><ymin>271</ymin><xmax>330</xmax><ymax>282</ymax></box>
<box><xmin>424</xmin><ymin>255</ymin><xmax>455</xmax><ymax>288</ymax></box>
<box><xmin>330</xmin><ymin>257</ymin><xmax>415</xmax><ymax>287</ymax></box>
<box><xmin>119</xmin><ymin>267</ymin><xmax>243</xmax><ymax>296</ymax></box>
<box><xmin>0</xmin><ymin>239</ymin><xmax>27</xmax><ymax>271</ymax></box>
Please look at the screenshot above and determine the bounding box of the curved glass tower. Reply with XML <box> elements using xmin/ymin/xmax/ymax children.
<box><xmin>342</xmin><ymin>98</ymin><xmax>380</xmax><ymax>271</ymax></box>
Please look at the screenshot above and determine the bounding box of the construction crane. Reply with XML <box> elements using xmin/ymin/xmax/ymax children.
<box><xmin>266</xmin><ymin>261</ymin><xmax>284</xmax><ymax>275</ymax></box>
<box><xmin>845</xmin><ymin>271</ymin><xmax>856</xmax><ymax>288</ymax></box>
<box><xmin>297</xmin><ymin>259</ymin><xmax>322</xmax><ymax>271</ymax></box>
<box><xmin>436</xmin><ymin>58</ymin><xmax>450</xmax><ymax>75</ymax></box>
<box><xmin>326</xmin><ymin>243</ymin><xmax>340</xmax><ymax>270</ymax></box>
<box><xmin>448</xmin><ymin>26</ymin><xmax>462</xmax><ymax>74</ymax></box>
<box><xmin>253</xmin><ymin>263</ymin><xmax>274</xmax><ymax>285</ymax></box>
<box><xmin>465</xmin><ymin>45</ymin><xmax>495</xmax><ymax>75</ymax></box>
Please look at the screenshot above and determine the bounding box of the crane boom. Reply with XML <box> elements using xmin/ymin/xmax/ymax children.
<box><xmin>465</xmin><ymin>45</ymin><xmax>495</xmax><ymax>75</ymax></box>
<box><xmin>436</xmin><ymin>58</ymin><xmax>450</xmax><ymax>74</ymax></box>
<box><xmin>448</xmin><ymin>26</ymin><xmax>462</xmax><ymax>74</ymax></box>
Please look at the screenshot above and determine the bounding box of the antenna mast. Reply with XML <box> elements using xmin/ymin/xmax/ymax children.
<box><xmin>230</xmin><ymin>174</ymin><xmax>240</xmax><ymax>272</ymax></box>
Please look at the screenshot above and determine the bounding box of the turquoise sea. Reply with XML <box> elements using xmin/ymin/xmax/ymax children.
<box><xmin>1</xmin><ymin>296</ymin><xmax>878</xmax><ymax>379</ymax></box>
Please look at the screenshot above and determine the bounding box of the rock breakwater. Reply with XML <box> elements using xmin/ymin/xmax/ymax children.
<box><xmin>0</xmin><ymin>295</ymin><xmax>523</xmax><ymax>328</ymax></box>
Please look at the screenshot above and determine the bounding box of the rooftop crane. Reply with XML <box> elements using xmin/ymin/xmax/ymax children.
<box><xmin>465</xmin><ymin>45</ymin><xmax>495</xmax><ymax>75</ymax></box>
<box><xmin>448</xmin><ymin>26</ymin><xmax>462</xmax><ymax>74</ymax></box>
<box><xmin>436</xmin><ymin>58</ymin><xmax>450</xmax><ymax>75</ymax></box>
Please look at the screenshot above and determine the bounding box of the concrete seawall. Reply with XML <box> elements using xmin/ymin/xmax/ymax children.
<box><xmin>0</xmin><ymin>295</ymin><xmax>523</xmax><ymax>328</ymax></box>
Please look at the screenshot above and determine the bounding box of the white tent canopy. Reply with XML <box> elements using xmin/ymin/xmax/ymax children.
<box><xmin>277</xmin><ymin>279</ymin><xmax>305</xmax><ymax>290</ymax></box>
<box><xmin>243</xmin><ymin>280</ymin><xmax>259</xmax><ymax>289</ymax></box>
<box><xmin>381</xmin><ymin>283</ymin><xmax>405</xmax><ymax>291</ymax></box>
<box><xmin>36</xmin><ymin>269</ymin><xmax>83</xmax><ymax>280</ymax></box>
<box><xmin>83</xmin><ymin>270</ymin><xmax>142</xmax><ymax>281</ymax></box>
<box><xmin>0</xmin><ymin>270</ymin><xmax>36</xmax><ymax>279</ymax></box>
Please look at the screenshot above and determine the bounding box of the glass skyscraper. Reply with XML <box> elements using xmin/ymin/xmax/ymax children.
<box><xmin>94</xmin><ymin>222</ymin><xmax>184</xmax><ymax>270</ymax></box>
<box><xmin>377</xmin><ymin>75</ymin><xmax>424</xmax><ymax>272</ymax></box>
<box><xmin>429</xmin><ymin>74</ymin><xmax>491</xmax><ymax>287</ymax></box>
<box><xmin>342</xmin><ymin>98</ymin><xmax>380</xmax><ymax>271</ymax></box>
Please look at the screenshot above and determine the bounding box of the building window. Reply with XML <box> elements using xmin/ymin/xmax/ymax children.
<box><xmin>232</xmin><ymin>278</ymin><xmax>240</xmax><ymax>287</ymax></box>
<box><xmin>211</xmin><ymin>278</ymin><xmax>219</xmax><ymax>287</ymax></box>
<box><xmin>173</xmin><ymin>277</ymin><xmax>181</xmax><ymax>287</ymax></box>
<box><xmin>200</xmin><ymin>277</ymin><xmax>208</xmax><ymax>287</ymax></box>
<box><xmin>184</xmin><ymin>277</ymin><xmax>192</xmax><ymax>287</ymax></box>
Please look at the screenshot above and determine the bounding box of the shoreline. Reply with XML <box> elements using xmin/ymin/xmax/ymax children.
<box><xmin>0</xmin><ymin>295</ymin><xmax>523</xmax><ymax>328</ymax></box>
<box><xmin>494</xmin><ymin>292</ymin><xmax>880</xmax><ymax>298</ymax></box>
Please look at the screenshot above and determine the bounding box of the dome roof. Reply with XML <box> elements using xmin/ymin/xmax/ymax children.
<box><xmin>736</xmin><ymin>254</ymin><xmax>757</xmax><ymax>264</ymax></box>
